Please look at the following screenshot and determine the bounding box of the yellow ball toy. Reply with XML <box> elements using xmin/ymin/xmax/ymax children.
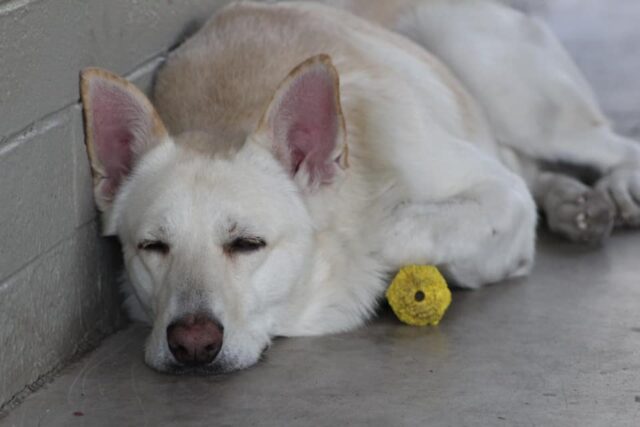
<box><xmin>386</xmin><ymin>265</ymin><xmax>451</xmax><ymax>326</ymax></box>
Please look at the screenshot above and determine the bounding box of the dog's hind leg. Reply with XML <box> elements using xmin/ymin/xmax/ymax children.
<box><xmin>593</xmin><ymin>147</ymin><xmax>640</xmax><ymax>228</ymax></box>
<box><xmin>510</xmin><ymin>123</ymin><xmax>640</xmax><ymax>232</ymax></box>
<box><xmin>393</xmin><ymin>0</ymin><xmax>640</xmax><ymax>234</ymax></box>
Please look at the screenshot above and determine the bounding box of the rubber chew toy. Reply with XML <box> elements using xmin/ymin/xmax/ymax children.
<box><xmin>386</xmin><ymin>265</ymin><xmax>451</xmax><ymax>326</ymax></box>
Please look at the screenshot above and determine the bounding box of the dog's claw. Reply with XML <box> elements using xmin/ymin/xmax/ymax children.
<box><xmin>576</xmin><ymin>212</ymin><xmax>588</xmax><ymax>230</ymax></box>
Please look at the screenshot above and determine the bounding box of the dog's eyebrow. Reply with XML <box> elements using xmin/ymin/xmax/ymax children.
<box><xmin>226</xmin><ymin>223</ymin><xmax>263</xmax><ymax>242</ymax></box>
<box><xmin>144</xmin><ymin>225</ymin><xmax>168</xmax><ymax>240</ymax></box>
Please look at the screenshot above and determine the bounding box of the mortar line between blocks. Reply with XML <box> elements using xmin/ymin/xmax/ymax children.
<box><xmin>0</xmin><ymin>53</ymin><xmax>168</xmax><ymax>150</ymax></box>
<box><xmin>0</xmin><ymin>0</ymin><xmax>42</xmax><ymax>16</ymax></box>
<box><xmin>0</xmin><ymin>218</ymin><xmax>101</xmax><ymax>290</ymax></box>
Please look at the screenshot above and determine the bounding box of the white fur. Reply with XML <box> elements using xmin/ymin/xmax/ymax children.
<box><xmin>92</xmin><ymin>0</ymin><xmax>640</xmax><ymax>373</ymax></box>
<box><xmin>388</xmin><ymin>0</ymin><xmax>640</xmax><ymax>203</ymax></box>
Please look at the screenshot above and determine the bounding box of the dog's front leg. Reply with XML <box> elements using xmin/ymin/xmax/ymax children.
<box><xmin>378</xmin><ymin>179</ymin><xmax>537</xmax><ymax>289</ymax></box>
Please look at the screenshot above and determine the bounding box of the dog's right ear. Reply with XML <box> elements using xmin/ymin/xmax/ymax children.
<box><xmin>80</xmin><ymin>68</ymin><xmax>168</xmax><ymax>212</ymax></box>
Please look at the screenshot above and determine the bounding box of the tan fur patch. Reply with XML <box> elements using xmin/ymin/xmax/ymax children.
<box><xmin>152</xmin><ymin>1</ymin><xmax>486</xmax><ymax>175</ymax></box>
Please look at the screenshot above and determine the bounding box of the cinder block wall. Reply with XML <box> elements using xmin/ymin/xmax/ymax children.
<box><xmin>0</xmin><ymin>0</ymin><xmax>232</xmax><ymax>408</ymax></box>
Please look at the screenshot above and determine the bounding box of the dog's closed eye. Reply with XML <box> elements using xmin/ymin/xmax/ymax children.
<box><xmin>224</xmin><ymin>237</ymin><xmax>266</xmax><ymax>255</ymax></box>
<box><xmin>138</xmin><ymin>240</ymin><xmax>170</xmax><ymax>255</ymax></box>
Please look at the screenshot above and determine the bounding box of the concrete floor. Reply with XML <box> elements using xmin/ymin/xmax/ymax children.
<box><xmin>2</xmin><ymin>233</ymin><xmax>640</xmax><ymax>426</ymax></box>
<box><xmin>3</xmin><ymin>1</ymin><xmax>640</xmax><ymax>426</ymax></box>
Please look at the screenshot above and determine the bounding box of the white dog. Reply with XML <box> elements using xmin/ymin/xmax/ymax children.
<box><xmin>80</xmin><ymin>0</ymin><xmax>640</xmax><ymax>373</ymax></box>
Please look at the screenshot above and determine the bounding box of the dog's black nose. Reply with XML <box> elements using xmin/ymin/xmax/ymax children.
<box><xmin>166</xmin><ymin>313</ymin><xmax>223</xmax><ymax>366</ymax></box>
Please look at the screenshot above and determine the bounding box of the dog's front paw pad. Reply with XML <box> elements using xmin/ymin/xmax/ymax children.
<box><xmin>596</xmin><ymin>168</ymin><xmax>640</xmax><ymax>227</ymax></box>
<box><xmin>547</xmin><ymin>189</ymin><xmax>615</xmax><ymax>244</ymax></box>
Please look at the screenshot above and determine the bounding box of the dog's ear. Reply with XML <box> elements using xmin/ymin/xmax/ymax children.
<box><xmin>80</xmin><ymin>68</ymin><xmax>168</xmax><ymax>212</ymax></box>
<box><xmin>256</xmin><ymin>54</ymin><xmax>348</xmax><ymax>188</ymax></box>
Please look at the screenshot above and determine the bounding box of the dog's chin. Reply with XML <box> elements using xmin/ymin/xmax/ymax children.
<box><xmin>146</xmin><ymin>351</ymin><xmax>261</xmax><ymax>375</ymax></box>
<box><xmin>156</xmin><ymin>361</ymin><xmax>235</xmax><ymax>376</ymax></box>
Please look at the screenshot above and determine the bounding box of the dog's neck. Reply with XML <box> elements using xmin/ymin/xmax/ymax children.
<box><xmin>273</xmin><ymin>172</ymin><xmax>394</xmax><ymax>336</ymax></box>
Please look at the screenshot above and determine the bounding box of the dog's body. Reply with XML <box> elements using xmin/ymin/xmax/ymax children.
<box><xmin>80</xmin><ymin>0</ymin><xmax>640</xmax><ymax>373</ymax></box>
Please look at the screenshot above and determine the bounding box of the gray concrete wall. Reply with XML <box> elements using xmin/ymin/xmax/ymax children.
<box><xmin>0</xmin><ymin>0</ymin><xmax>232</xmax><ymax>408</ymax></box>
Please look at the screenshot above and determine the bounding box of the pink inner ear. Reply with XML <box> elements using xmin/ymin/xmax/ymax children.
<box><xmin>89</xmin><ymin>81</ymin><xmax>145</xmax><ymax>197</ymax></box>
<box><xmin>272</xmin><ymin>67</ymin><xmax>340</xmax><ymax>184</ymax></box>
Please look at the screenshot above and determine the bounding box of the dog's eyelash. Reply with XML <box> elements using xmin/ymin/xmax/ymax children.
<box><xmin>138</xmin><ymin>240</ymin><xmax>170</xmax><ymax>255</ymax></box>
<box><xmin>224</xmin><ymin>237</ymin><xmax>266</xmax><ymax>254</ymax></box>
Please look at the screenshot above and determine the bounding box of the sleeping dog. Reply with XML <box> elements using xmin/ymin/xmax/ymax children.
<box><xmin>80</xmin><ymin>0</ymin><xmax>640</xmax><ymax>373</ymax></box>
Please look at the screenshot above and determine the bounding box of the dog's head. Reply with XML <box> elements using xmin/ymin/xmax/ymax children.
<box><xmin>80</xmin><ymin>55</ymin><xmax>348</xmax><ymax>373</ymax></box>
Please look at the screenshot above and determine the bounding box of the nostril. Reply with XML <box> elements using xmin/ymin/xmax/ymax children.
<box><xmin>169</xmin><ymin>344</ymin><xmax>189</xmax><ymax>362</ymax></box>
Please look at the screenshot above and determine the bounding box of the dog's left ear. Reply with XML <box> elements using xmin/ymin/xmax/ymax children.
<box><xmin>256</xmin><ymin>54</ymin><xmax>348</xmax><ymax>188</ymax></box>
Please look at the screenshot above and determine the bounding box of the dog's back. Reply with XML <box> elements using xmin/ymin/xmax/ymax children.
<box><xmin>154</xmin><ymin>1</ymin><xmax>497</xmax><ymax>162</ymax></box>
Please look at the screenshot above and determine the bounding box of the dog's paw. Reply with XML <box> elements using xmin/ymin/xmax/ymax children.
<box><xmin>596</xmin><ymin>167</ymin><xmax>640</xmax><ymax>227</ymax></box>
<box><xmin>544</xmin><ymin>181</ymin><xmax>615</xmax><ymax>244</ymax></box>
